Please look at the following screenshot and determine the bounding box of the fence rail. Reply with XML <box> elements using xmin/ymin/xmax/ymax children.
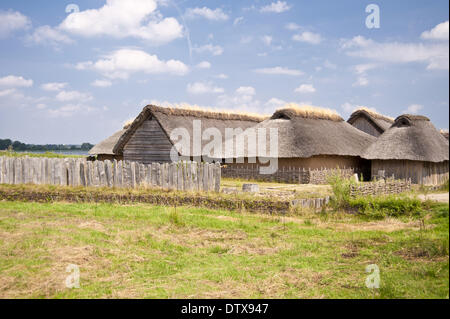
<box><xmin>350</xmin><ymin>179</ymin><xmax>411</xmax><ymax>197</ymax></box>
<box><xmin>222</xmin><ymin>165</ymin><xmax>357</xmax><ymax>184</ymax></box>
<box><xmin>0</xmin><ymin>157</ymin><xmax>221</xmax><ymax>192</ymax></box>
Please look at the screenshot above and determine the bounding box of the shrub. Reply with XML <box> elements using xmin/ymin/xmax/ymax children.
<box><xmin>327</xmin><ymin>173</ymin><xmax>356</xmax><ymax>210</ymax></box>
<box><xmin>439</xmin><ymin>179</ymin><xmax>449</xmax><ymax>192</ymax></box>
<box><xmin>348</xmin><ymin>195</ymin><xmax>422</xmax><ymax>218</ymax></box>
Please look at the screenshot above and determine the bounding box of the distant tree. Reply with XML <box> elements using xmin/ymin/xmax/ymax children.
<box><xmin>0</xmin><ymin>139</ymin><xmax>12</xmax><ymax>150</ymax></box>
<box><xmin>81</xmin><ymin>143</ymin><xmax>94</xmax><ymax>150</ymax></box>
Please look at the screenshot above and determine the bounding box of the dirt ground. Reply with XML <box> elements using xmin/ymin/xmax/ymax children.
<box><xmin>418</xmin><ymin>193</ymin><xmax>449</xmax><ymax>203</ymax></box>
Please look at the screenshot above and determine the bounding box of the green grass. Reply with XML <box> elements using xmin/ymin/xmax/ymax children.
<box><xmin>0</xmin><ymin>151</ymin><xmax>85</xmax><ymax>159</ymax></box>
<box><xmin>0</xmin><ymin>200</ymin><xmax>448</xmax><ymax>299</ymax></box>
<box><xmin>348</xmin><ymin>195</ymin><xmax>423</xmax><ymax>219</ymax></box>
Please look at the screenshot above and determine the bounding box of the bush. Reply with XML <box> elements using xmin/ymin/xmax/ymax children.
<box><xmin>439</xmin><ymin>179</ymin><xmax>449</xmax><ymax>192</ymax></box>
<box><xmin>327</xmin><ymin>173</ymin><xmax>356</xmax><ymax>210</ymax></box>
<box><xmin>348</xmin><ymin>195</ymin><xmax>422</xmax><ymax>218</ymax></box>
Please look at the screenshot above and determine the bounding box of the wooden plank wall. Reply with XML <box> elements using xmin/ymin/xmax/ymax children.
<box><xmin>123</xmin><ymin>118</ymin><xmax>174</xmax><ymax>164</ymax></box>
<box><xmin>372</xmin><ymin>160</ymin><xmax>449</xmax><ymax>185</ymax></box>
<box><xmin>0</xmin><ymin>157</ymin><xmax>221</xmax><ymax>192</ymax></box>
<box><xmin>351</xmin><ymin>117</ymin><xmax>382</xmax><ymax>137</ymax></box>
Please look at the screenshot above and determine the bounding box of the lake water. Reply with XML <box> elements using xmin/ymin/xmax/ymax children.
<box><xmin>18</xmin><ymin>150</ymin><xmax>90</xmax><ymax>156</ymax></box>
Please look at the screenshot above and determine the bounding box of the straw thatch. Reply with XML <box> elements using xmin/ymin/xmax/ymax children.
<box><xmin>440</xmin><ymin>129</ymin><xmax>449</xmax><ymax>140</ymax></box>
<box><xmin>363</xmin><ymin>114</ymin><xmax>449</xmax><ymax>163</ymax></box>
<box><xmin>220</xmin><ymin>105</ymin><xmax>376</xmax><ymax>159</ymax></box>
<box><xmin>113</xmin><ymin>105</ymin><xmax>264</xmax><ymax>157</ymax></box>
<box><xmin>347</xmin><ymin>107</ymin><xmax>394</xmax><ymax>136</ymax></box>
<box><xmin>272</xmin><ymin>104</ymin><xmax>343</xmax><ymax>122</ymax></box>
<box><xmin>89</xmin><ymin>128</ymin><xmax>128</xmax><ymax>156</ymax></box>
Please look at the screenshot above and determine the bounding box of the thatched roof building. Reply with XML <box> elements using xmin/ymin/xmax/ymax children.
<box><xmin>363</xmin><ymin>114</ymin><xmax>449</xmax><ymax>184</ymax></box>
<box><xmin>88</xmin><ymin>126</ymin><xmax>128</xmax><ymax>161</ymax></box>
<box><xmin>219</xmin><ymin>105</ymin><xmax>376</xmax><ymax>176</ymax></box>
<box><xmin>109</xmin><ymin>105</ymin><xmax>265</xmax><ymax>164</ymax></box>
<box><xmin>348</xmin><ymin>108</ymin><xmax>394</xmax><ymax>137</ymax></box>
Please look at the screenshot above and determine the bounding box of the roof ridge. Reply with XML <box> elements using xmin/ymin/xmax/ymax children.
<box><xmin>271</xmin><ymin>104</ymin><xmax>343</xmax><ymax>122</ymax></box>
<box><xmin>350</xmin><ymin>107</ymin><xmax>394</xmax><ymax>123</ymax></box>
<box><xmin>146</xmin><ymin>105</ymin><xmax>267</xmax><ymax>122</ymax></box>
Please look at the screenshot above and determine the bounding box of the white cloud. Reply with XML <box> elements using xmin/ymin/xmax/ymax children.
<box><xmin>261</xmin><ymin>35</ymin><xmax>273</xmax><ymax>46</ymax></box>
<box><xmin>0</xmin><ymin>75</ymin><xmax>33</xmax><ymax>88</ymax></box>
<box><xmin>26</xmin><ymin>25</ymin><xmax>73</xmax><ymax>47</ymax></box>
<box><xmin>240</xmin><ymin>36</ymin><xmax>253</xmax><ymax>44</ymax></box>
<box><xmin>421</xmin><ymin>21</ymin><xmax>449</xmax><ymax>41</ymax></box>
<box><xmin>55</xmin><ymin>90</ymin><xmax>93</xmax><ymax>102</ymax></box>
<box><xmin>215</xmin><ymin>73</ymin><xmax>228</xmax><ymax>79</ymax></box>
<box><xmin>76</xmin><ymin>49</ymin><xmax>189</xmax><ymax>79</ymax></box>
<box><xmin>91</xmin><ymin>79</ymin><xmax>113</xmax><ymax>88</ymax></box>
<box><xmin>187</xmin><ymin>82</ymin><xmax>224</xmax><ymax>95</ymax></box>
<box><xmin>353</xmin><ymin>76</ymin><xmax>369</xmax><ymax>87</ymax></box>
<box><xmin>341</xmin><ymin>35</ymin><xmax>449</xmax><ymax>70</ymax></box>
<box><xmin>0</xmin><ymin>10</ymin><xmax>30</xmax><ymax>38</ymax></box>
<box><xmin>216</xmin><ymin>87</ymin><xmax>261</xmax><ymax>112</ymax></box>
<box><xmin>292</xmin><ymin>31</ymin><xmax>322</xmax><ymax>44</ymax></box>
<box><xmin>236</xmin><ymin>86</ymin><xmax>256</xmax><ymax>96</ymax></box>
<box><xmin>265</xmin><ymin>98</ymin><xmax>286</xmax><ymax>108</ymax></box>
<box><xmin>285</xmin><ymin>22</ymin><xmax>301</xmax><ymax>31</ymax></box>
<box><xmin>193</xmin><ymin>44</ymin><xmax>224</xmax><ymax>56</ymax></box>
<box><xmin>233</xmin><ymin>17</ymin><xmax>244</xmax><ymax>26</ymax></box>
<box><xmin>196</xmin><ymin>61</ymin><xmax>211</xmax><ymax>69</ymax></box>
<box><xmin>403</xmin><ymin>104</ymin><xmax>423</xmax><ymax>114</ymax></box>
<box><xmin>41</xmin><ymin>82</ymin><xmax>68</xmax><ymax>91</ymax></box>
<box><xmin>323</xmin><ymin>60</ymin><xmax>337</xmax><ymax>70</ymax></box>
<box><xmin>47</xmin><ymin>104</ymin><xmax>97</xmax><ymax>118</ymax></box>
<box><xmin>295</xmin><ymin>84</ymin><xmax>316</xmax><ymax>94</ymax></box>
<box><xmin>341</xmin><ymin>102</ymin><xmax>376</xmax><ymax>114</ymax></box>
<box><xmin>185</xmin><ymin>7</ymin><xmax>229</xmax><ymax>21</ymax></box>
<box><xmin>58</xmin><ymin>0</ymin><xmax>183</xmax><ymax>44</ymax></box>
<box><xmin>260</xmin><ymin>1</ymin><xmax>291</xmax><ymax>13</ymax></box>
<box><xmin>0</xmin><ymin>89</ymin><xmax>17</xmax><ymax>98</ymax></box>
<box><xmin>354</xmin><ymin>63</ymin><xmax>377</xmax><ymax>74</ymax></box>
<box><xmin>254</xmin><ymin>66</ymin><xmax>303</xmax><ymax>76</ymax></box>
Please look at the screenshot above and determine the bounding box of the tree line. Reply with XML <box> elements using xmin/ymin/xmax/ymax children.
<box><xmin>0</xmin><ymin>139</ymin><xmax>94</xmax><ymax>152</ymax></box>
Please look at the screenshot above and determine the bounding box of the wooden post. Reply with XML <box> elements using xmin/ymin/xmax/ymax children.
<box><xmin>117</xmin><ymin>160</ymin><xmax>123</xmax><ymax>188</ymax></box>
<box><xmin>104</xmin><ymin>160</ymin><xmax>112</xmax><ymax>187</ymax></box>
<box><xmin>0</xmin><ymin>157</ymin><xmax>3</xmax><ymax>184</ymax></box>
<box><xmin>176</xmin><ymin>162</ymin><xmax>182</xmax><ymax>191</ymax></box>
<box><xmin>214</xmin><ymin>162</ymin><xmax>221</xmax><ymax>192</ymax></box>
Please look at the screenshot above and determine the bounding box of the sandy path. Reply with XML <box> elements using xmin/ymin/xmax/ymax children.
<box><xmin>418</xmin><ymin>193</ymin><xmax>449</xmax><ymax>203</ymax></box>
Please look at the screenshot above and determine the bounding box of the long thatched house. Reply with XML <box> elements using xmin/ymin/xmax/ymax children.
<box><xmin>347</xmin><ymin>108</ymin><xmax>394</xmax><ymax>137</ymax></box>
<box><xmin>90</xmin><ymin>105</ymin><xmax>265</xmax><ymax>164</ymax></box>
<box><xmin>363</xmin><ymin>114</ymin><xmax>449</xmax><ymax>185</ymax></box>
<box><xmin>218</xmin><ymin>105</ymin><xmax>376</xmax><ymax>181</ymax></box>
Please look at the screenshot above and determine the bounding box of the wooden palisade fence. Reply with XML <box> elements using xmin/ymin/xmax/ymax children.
<box><xmin>0</xmin><ymin>157</ymin><xmax>221</xmax><ymax>192</ymax></box>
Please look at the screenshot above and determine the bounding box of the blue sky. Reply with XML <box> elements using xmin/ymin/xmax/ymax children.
<box><xmin>0</xmin><ymin>0</ymin><xmax>448</xmax><ymax>144</ymax></box>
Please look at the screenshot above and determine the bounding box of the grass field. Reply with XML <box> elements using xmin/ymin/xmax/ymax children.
<box><xmin>0</xmin><ymin>200</ymin><xmax>448</xmax><ymax>298</ymax></box>
<box><xmin>0</xmin><ymin>151</ymin><xmax>85</xmax><ymax>159</ymax></box>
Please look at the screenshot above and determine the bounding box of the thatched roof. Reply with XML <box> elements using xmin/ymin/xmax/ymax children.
<box><xmin>219</xmin><ymin>105</ymin><xmax>376</xmax><ymax>159</ymax></box>
<box><xmin>440</xmin><ymin>129</ymin><xmax>449</xmax><ymax>140</ymax></box>
<box><xmin>348</xmin><ymin>108</ymin><xmax>394</xmax><ymax>133</ymax></box>
<box><xmin>89</xmin><ymin>128</ymin><xmax>128</xmax><ymax>155</ymax></box>
<box><xmin>113</xmin><ymin>105</ymin><xmax>264</xmax><ymax>156</ymax></box>
<box><xmin>363</xmin><ymin>114</ymin><xmax>449</xmax><ymax>162</ymax></box>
